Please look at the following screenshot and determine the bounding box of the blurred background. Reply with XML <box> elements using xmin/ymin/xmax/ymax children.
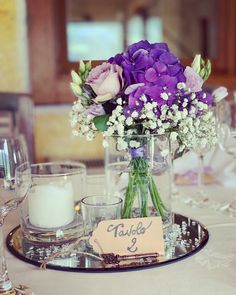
<box><xmin>0</xmin><ymin>0</ymin><xmax>236</xmax><ymax>167</ymax></box>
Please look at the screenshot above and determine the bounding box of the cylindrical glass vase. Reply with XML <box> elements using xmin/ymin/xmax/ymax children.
<box><xmin>104</xmin><ymin>134</ymin><xmax>172</xmax><ymax>229</ymax></box>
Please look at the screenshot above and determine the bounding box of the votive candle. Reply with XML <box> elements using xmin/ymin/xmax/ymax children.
<box><xmin>28</xmin><ymin>182</ymin><xmax>74</xmax><ymax>228</ymax></box>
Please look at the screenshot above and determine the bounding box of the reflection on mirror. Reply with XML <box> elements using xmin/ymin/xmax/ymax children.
<box><xmin>65</xmin><ymin>0</ymin><xmax>216</xmax><ymax>61</ymax></box>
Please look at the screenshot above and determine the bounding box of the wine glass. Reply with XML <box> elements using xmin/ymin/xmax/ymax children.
<box><xmin>170</xmin><ymin>140</ymin><xmax>180</xmax><ymax>199</ymax></box>
<box><xmin>0</xmin><ymin>135</ymin><xmax>34</xmax><ymax>295</ymax></box>
<box><xmin>217</xmin><ymin>98</ymin><xmax>236</xmax><ymax>216</ymax></box>
<box><xmin>184</xmin><ymin>110</ymin><xmax>218</xmax><ymax>207</ymax></box>
<box><xmin>186</xmin><ymin>147</ymin><xmax>212</xmax><ymax>207</ymax></box>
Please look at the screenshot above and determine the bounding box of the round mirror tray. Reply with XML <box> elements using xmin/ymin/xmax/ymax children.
<box><xmin>6</xmin><ymin>213</ymin><xmax>209</xmax><ymax>272</ymax></box>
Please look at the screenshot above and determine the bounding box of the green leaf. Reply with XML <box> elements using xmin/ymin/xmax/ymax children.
<box><xmin>93</xmin><ymin>115</ymin><xmax>110</xmax><ymax>132</ymax></box>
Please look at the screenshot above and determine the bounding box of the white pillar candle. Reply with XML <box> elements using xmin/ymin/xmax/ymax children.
<box><xmin>28</xmin><ymin>182</ymin><xmax>74</xmax><ymax>228</ymax></box>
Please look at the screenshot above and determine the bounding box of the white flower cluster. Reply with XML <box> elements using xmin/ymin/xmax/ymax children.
<box><xmin>102</xmin><ymin>100</ymin><xmax>132</xmax><ymax>149</ymax></box>
<box><xmin>70</xmin><ymin>100</ymin><xmax>97</xmax><ymax>141</ymax></box>
<box><xmin>101</xmin><ymin>94</ymin><xmax>214</xmax><ymax>150</ymax></box>
<box><xmin>70</xmin><ymin>89</ymin><xmax>218</xmax><ymax>153</ymax></box>
<box><xmin>177</xmin><ymin>110</ymin><xmax>217</xmax><ymax>154</ymax></box>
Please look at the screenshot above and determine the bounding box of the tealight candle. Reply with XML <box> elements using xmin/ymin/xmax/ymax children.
<box><xmin>28</xmin><ymin>182</ymin><xmax>74</xmax><ymax>228</ymax></box>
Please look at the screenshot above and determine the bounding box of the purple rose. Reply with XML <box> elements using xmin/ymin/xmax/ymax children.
<box><xmin>86</xmin><ymin>62</ymin><xmax>124</xmax><ymax>103</ymax></box>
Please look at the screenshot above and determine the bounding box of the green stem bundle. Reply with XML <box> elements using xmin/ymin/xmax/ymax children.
<box><xmin>122</xmin><ymin>157</ymin><xmax>167</xmax><ymax>219</ymax></box>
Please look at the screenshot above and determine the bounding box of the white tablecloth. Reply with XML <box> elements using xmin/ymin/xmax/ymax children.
<box><xmin>4</xmin><ymin>173</ymin><xmax>236</xmax><ymax>295</ymax></box>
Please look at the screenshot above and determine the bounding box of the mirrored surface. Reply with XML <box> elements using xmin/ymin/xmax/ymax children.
<box><xmin>6</xmin><ymin>213</ymin><xmax>209</xmax><ymax>272</ymax></box>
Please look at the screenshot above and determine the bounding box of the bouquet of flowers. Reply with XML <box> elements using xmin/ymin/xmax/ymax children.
<box><xmin>70</xmin><ymin>40</ymin><xmax>227</xmax><ymax>219</ymax></box>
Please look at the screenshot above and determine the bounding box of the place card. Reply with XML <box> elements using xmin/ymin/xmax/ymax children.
<box><xmin>89</xmin><ymin>216</ymin><xmax>165</xmax><ymax>256</ymax></box>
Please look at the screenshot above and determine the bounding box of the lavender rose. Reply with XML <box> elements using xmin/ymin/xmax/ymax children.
<box><xmin>87</xmin><ymin>104</ymin><xmax>105</xmax><ymax>117</ymax></box>
<box><xmin>86</xmin><ymin>62</ymin><xmax>124</xmax><ymax>103</ymax></box>
<box><xmin>184</xmin><ymin>66</ymin><xmax>204</xmax><ymax>92</ymax></box>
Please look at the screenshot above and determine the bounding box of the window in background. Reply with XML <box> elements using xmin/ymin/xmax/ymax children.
<box><xmin>65</xmin><ymin>0</ymin><xmax>216</xmax><ymax>61</ymax></box>
<box><xmin>127</xmin><ymin>16</ymin><xmax>162</xmax><ymax>45</ymax></box>
<box><xmin>67</xmin><ymin>21</ymin><xmax>123</xmax><ymax>61</ymax></box>
<box><xmin>67</xmin><ymin>17</ymin><xmax>163</xmax><ymax>61</ymax></box>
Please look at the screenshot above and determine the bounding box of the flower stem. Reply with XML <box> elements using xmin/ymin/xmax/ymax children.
<box><xmin>197</xmin><ymin>153</ymin><xmax>204</xmax><ymax>194</ymax></box>
<box><xmin>122</xmin><ymin>173</ymin><xmax>136</xmax><ymax>218</ymax></box>
<box><xmin>121</xmin><ymin>157</ymin><xmax>167</xmax><ymax>219</ymax></box>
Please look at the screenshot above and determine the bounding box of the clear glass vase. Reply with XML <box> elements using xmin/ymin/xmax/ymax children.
<box><xmin>104</xmin><ymin>134</ymin><xmax>172</xmax><ymax>229</ymax></box>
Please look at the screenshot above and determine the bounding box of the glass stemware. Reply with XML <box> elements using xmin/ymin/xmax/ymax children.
<box><xmin>221</xmin><ymin>131</ymin><xmax>236</xmax><ymax>216</ymax></box>
<box><xmin>0</xmin><ymin>136</ymin><xmax>33</xmax><ymax>295</ymax></box>
<box><xmin>183</xmin><ymin>109</ymin><xmax>218</xmax><ymax>207</ymax></box>
<box><xmin>170</xmin><ymin>140</ymin><xmax>180</xmax><ymax>199</ymax></box>
<box><xmin>192</xmin><ymin>148</ymin><xmax>212</xmax><ymax>205</ymax></box>
<box><xmin>217</xmin><ymin>98</ymin><xmax>236</xmax><ymax>216</ymax></box>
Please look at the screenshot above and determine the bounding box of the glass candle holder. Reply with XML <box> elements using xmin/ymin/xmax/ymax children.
<box><xmin>81</xmin><ymin>195</ymin><xmax>122</xmax><ymax>239</ymax></box>
<box><xmin>19</xmin><ymin>162</ymin><xmax>86</xmax><ymax>247</ymax></box>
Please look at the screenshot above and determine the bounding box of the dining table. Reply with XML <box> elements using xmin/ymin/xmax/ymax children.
<box><xmin>4</xmin><ymin>148</ymin><xmax>236</xmax><ymax>295</ymax></box>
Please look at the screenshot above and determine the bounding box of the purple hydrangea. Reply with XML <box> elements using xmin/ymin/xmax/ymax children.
<box><xmin>196</xmin><ymin>91</ymin><xmax>214</xmax><ymax>106</ymax></box>
<box><xmin>109</xmin><ymin>40</ymin><xmax>186</xmax><ymax>115</ymax></box>
<box><xmin>109</xmin><ymin>40</ymin><xmax>185</xmax><ymax>86</ymax></box>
